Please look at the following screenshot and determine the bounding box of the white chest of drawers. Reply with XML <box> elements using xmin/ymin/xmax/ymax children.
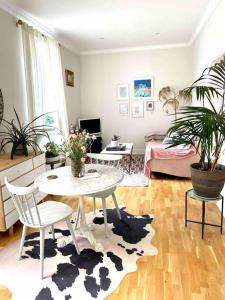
<box><xmin>0</xmin><ymin>153</ymin><xmax>46</xmax><ymax>231</ymax></box>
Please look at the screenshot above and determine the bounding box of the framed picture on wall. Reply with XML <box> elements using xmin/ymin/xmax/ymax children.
<box><xmin>118</xmin><ymin>102</ymin><xmax>129</xmax><ymax>116</ymax></box>
<box><xmin>131</xmin><ymin>101</ymin><xmax>144</xmax><ymax>118</ymax></box>
<box><xmin>117</xmin><ymin>84</ymin><xmax>129</xmax><ymax>100</ymax></box>
<box><xmin>132</xmin><ymin>76</ymin><xmax>154</xmax><ymax>100</ymax></box>
<box><xmin>146</xmin><ymin>101</ymin><xmax>154</xmax><ymax>111</ymax></box>
<box><xmin>65</xmin><ymin>69</ymin><xmax>74</xmax><ymax>87</ymax></box>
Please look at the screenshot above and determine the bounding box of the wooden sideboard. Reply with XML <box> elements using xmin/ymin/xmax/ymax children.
<box><xmin>0</xmin><ymin>152</ymin><xmax>46</xmax><ymax>232</ymax></box>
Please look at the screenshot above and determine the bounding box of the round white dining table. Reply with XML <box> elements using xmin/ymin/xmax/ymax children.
<box><xmin>34</xmin><ymin>164</ymin><xmax>124</xmax><ymax>251</ymax></box>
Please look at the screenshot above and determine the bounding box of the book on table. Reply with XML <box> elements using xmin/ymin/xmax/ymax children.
<box><xmin>106</xmin><ymin>145</ymin><xmax>126</xmax><ymax>151</ymax></box>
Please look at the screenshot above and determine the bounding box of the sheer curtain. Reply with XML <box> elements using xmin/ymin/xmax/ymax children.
<box><xmin>20</xmin><ymin>23</ymin><xmax>69</xmax><ymax>140</ymax></box>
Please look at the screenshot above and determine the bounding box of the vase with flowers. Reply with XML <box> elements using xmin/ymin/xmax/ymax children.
<box><xmin>62</xmin><ymin>130</ymin><xmax>95</xmax><ymax>177</ymax></box>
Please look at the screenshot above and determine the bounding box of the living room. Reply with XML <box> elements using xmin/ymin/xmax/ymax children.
<box><xmin>0</xmin><ymin>0</ymin><xmax>225</xmax><ymax>299</ymax></box>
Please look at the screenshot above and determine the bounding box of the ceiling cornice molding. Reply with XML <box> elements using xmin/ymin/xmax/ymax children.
<box><xmin>0</xmin><ymin>0</ymin><xmax>221</xmax><ymax>56</ymax></box>
<box><xmin>189</xmin><ymin>0</ymin><xmax>222</xmax><ymax>45</ymax></box>
<box><xmin>0</xmin><ymin>0</ymin><xmax>81</xmax><ymax>55</ymax></box>
<box><xmin>0</xmin><ymin>0</ymin><xmax>56</xmax><ymax>37</ymax></box>
<box><xmin>81</xmin><ymin>43</ymin><xmax>190</xmax><ymax>56</ymax></box>
<box><xmin>56</xmin><ymin>38</ymin><xmax>80</xmax><ymax>55</ymax></box>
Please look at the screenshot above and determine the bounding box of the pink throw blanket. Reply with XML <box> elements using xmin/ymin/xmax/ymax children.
<box><xmin>144</xmin><ymin>141</ymin><xmax>196</xmax><ymax>177</ymax></box>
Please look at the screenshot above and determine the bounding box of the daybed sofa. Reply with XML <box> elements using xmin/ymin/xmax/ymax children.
<box><xmin>144</xmin><ymin>133</ymin><xmax>199</xmax><ymax>178</ymax></box>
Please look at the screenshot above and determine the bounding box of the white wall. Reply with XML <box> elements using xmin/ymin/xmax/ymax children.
<box><xmin>0</xmin><ymin>8</ymin><xmax>27</xmax><ymax>123</ymax></box>
<box><xmin>60</xmin><ymin>46</ymin><xmax>80</xmax><ymax>126</ymax></box>
<box><xmin>80</xmin><ymin>47</ymin><xmax>192</xmax><ymax>152</ymax></box>
<box><xmin>192</xmin><ymin>0</ymin><xmax>225</xmax><ymax>79</ymax></box>
<box><xmin>0</xmin><ymin>8</ymin><xmax>80</xmax><ymax>146</ymax></box>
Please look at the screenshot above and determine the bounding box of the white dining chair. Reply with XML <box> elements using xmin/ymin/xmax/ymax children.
<box><xmin>75</xmin><ymin>153</ymin><xmax>123</xmax><ymax>237</ymax></box>
<box><xmin>4</xmin><ymin>177</ymin><xmax>80</xmax><ymax>279</ymax></box>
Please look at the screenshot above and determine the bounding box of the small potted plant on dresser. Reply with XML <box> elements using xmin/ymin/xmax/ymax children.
<box><xmin>45</xmin><ymin>142</ymin><xmax>60</xmax><ymax>163</ymax></box>
<box><xmin>111</xmin><ymin>134</ymin><xmax>120</xmax><ymax>147</ymax></box>
<box><xmin>0</xmin><ymin>108</ymin><xmax>51</xmax><ymax>159</ymax></box>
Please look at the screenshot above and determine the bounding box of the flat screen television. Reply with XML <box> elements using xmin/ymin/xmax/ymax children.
<box><xmin>79</xmin><ymin>117</ymin><xmax>101</xmax><ymax>134</ymax></box>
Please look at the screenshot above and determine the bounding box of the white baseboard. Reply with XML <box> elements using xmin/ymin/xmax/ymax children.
<box><xmin>133</xmin><ymin>148</ymin><xmax>145</xmax><ymax>155</ymax></box>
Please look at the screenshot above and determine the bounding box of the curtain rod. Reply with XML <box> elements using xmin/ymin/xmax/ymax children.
<box><xmin>16</xmin><ymin>19</ymin><xmax>23</xmax><ymax>27</ymax></box>
<box><xmin>16</xmin><ymin>19</ymin><xmax>61</xmax><ymax>46</ymax></box>
<box><xmin>16</xmin><ymin>19</ymin><xmax>46</xmax><ymax>38</ymax></box>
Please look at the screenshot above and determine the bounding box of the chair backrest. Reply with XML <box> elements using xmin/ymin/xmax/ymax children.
<box><xmin>87</xmin><ymin>153</ymin><xmax>122</xmax><ymax>166</ymax></box>
<box><xmin>4</xmin><ymin>177</ymin><xmax>42</xmax><ymax>226</ymax></box>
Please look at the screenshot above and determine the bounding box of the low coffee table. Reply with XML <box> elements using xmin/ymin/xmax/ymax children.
<box><xmin>101</xmin><ymin>142</ymin><xmax>133</xmax><ymax>174</ymax></box>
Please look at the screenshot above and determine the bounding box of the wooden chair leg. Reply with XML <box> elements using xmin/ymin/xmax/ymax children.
<box><xmin>40</xmin><ymin>228</ymin><xmax>45</xmax><ymax>280</ymax></box>
<box><xmin>75</xmin><ymin>205</ymin><xmax>80</xmax><ymax>229</ymax></box>
<box><xmin>112</xmin><ymin>192</ymin><xmax>121</xmax><ymax>219</ymax></box>
<box><xmin>9</xmin><ymin>226</ymin><xmax>14</xmax><ymax>236</ymax></box>
<box><xmin>102</xmin><ymin>198</ymin><xmax>108</xmax><ymax>237</ymax></box>
<box><xmin>66</xmin><ymin>217</ymin><xmax>80</xmax><ymax>255</ymax></box>
<box><xmin>51</xmin><ymin>225</ymin><xmax>55</xmax><ymax>240</ymax></box>
<box><xmin>18</xmin><ymin>225</ymin><xmax>27</xmax><ymax>260</ymax></box>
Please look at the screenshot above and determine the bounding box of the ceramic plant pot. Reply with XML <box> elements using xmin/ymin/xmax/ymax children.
<box><xmin>46</xmin><ymin>156</ymin><xmax>60</xmax><ymax>163</ymax></box>
<box><xmin>111</xmin><ymin>140</ymin><xmax>118</xmax><ymax>147</ymax></box>
<box><xmin>191</xmin><ymin>163</ymin><xmax>225</xmax><ymax>198</ymax></box>
<box><xmin>11</xmin><ymin>143</ymin><xmax>28</xmax><ymax>159</ymax></box>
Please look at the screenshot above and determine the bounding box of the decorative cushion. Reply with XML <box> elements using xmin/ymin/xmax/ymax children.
<box><xmin>145</xmin><ymin>132</ymin><xmax>166</xmax><ymax>142</ymax></box>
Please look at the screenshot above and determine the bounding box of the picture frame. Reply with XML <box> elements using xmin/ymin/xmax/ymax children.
<box><xmin>117</xmin><ymin>84</ymin><xmax>129</xmax><ymax>100</ymax></box>
<box><xmin>131</xmin><ymin>101</ymin><xmax>144</xmax><ymax>118</ymax></box>
<box><xmin>118</xmin><ymin>102</ymin><xmax>129</xmax><ymax>116</ymax></box>
<box><xmin>65</xmin><ymin>69</ymin><xmax>74</xmax><ymax>87</ymax></box>
<box><xmin>146</xmin><ymin>101</ymin><xmax>154</xmax><ymax>111</ymax></box>
<box><xmin>132</xmin><ymin>76</ymin><xmax>154</xmax><ymax>100</ymax></box>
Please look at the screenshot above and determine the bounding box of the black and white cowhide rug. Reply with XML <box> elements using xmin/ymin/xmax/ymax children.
<box><xmin>0</xmin><ymin>207</ymin><xmax>158</xmax><ymax>300</ymax></box>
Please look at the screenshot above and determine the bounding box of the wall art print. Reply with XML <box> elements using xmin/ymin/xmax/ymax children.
<box><xmin>117</xmin><ymin>84</ymin><xmax>129</xmax><ymax>100</ymax></box>
<box><xmin>132</xmin><ymin>76</ymin><xmax>154</xmax><ymax>100</ymax></box>
<box><xmin>119</xmin><ymin>102</ymin><xmax>129</xmax><ymax>116</ymax></box>
<box><xmin>131</xmin><ymin>101</ymin><xmax>144</xmax><ymax>118</ymax></box>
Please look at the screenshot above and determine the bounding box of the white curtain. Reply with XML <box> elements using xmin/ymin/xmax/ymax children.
<box><xmin>21</xmin><ymin>23</ymin><xmax>69</xmax><ymax>140</ymax></box>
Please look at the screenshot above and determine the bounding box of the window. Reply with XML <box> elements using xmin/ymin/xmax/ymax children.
<box><xmin>21</xmin><ymin>23</ymin><xmax>69</xmax><ymax>139</ymax></box>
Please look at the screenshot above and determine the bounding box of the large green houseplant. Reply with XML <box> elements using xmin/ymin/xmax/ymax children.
<box><xmin>167</xmin><ymin>56</ymin><xmax>225</xmax><ymax>198</ymax></box>
<box><xmin>0</xmin><ymin>108</ymin><xmax>52</xmax><ymax>159</ymax></box>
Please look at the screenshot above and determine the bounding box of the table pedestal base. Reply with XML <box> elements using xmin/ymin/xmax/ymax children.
<box><xmin>79</xmin><ymin>224</ymin><xmax>104</xmax><ymax>251</ymax></box>
<box><xmin>58</xmin><ymin>196</ymin><xmax>104</xmax><ymax>252</ymax></box>
<box><xmin>78</xmin><ymin>196</ymin><xmax>104</xmax><ymax>251</ymax></box>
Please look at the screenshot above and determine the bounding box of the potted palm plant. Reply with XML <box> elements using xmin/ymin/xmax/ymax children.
<box><xmin>167</xmin><ymin>56</ymin><xmax>225</xmax><ymax>198</ymax></box>
<box><xmin>0</xmin><ymin>108</ymin><xmax>52</xmax><ymax>159</ymax></box>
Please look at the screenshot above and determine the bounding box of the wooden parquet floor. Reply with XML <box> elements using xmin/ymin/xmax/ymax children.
<box><xmin>0</xmin><ymin>177</ymin><xmax>225</xmax><ymax>300</ymax></box>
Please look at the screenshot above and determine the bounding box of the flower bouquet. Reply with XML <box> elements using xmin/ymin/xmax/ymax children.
<box><xmin>62</xmin><ymin>130</ymin><xmax>96</xmax><ymax>177</ymax></box>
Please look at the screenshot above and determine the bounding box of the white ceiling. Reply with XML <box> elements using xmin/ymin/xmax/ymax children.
<box><xmin>0</xmin><ymin>0</ymin><xmax>219</xmax><ymax>54</ymax></box>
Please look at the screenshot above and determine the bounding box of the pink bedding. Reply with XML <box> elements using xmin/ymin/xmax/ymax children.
<box><xmin>144</xmin><ymin>141</ymin><xmax>197</xmax><ymax>177</ymax></box>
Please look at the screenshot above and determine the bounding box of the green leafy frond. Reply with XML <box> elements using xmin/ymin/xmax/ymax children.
<box><xmin>0</xmin><ymin>109</ymin><xmax>59</xmax><ymax>156</ymax></box>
